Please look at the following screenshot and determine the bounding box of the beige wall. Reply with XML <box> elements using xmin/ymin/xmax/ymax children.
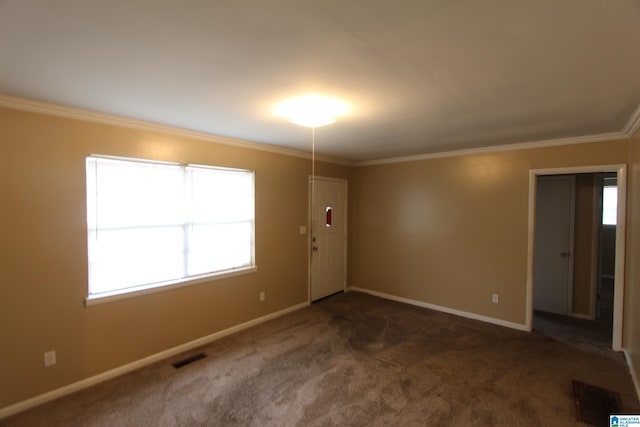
<box><xmin>351</xmin><ymin>140</ymin><xmax>630</xmax><ymax>325</ymax></box>
<box><xmin>0</xmin><ymin>106</ymin><xmax>350</xmax><ymax>409</ymax></box>
<box><xmin>625</xmin><ymin>128</ymin><xmax>640</xmax><ymax>385</ymax></box>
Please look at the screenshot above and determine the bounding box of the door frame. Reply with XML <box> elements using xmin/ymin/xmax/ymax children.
<box><xmin>594</xmin><ymin>173</ymin><xmax>618</xmax><ymax>320</ymax></box>
<box><xmin>307</xmin><ymin>176</ymin><xmax>348</xmax><ymax>302</ymax></box>
<box><xmin>533</xmin><ymin>175</ymin><xmax>576</xmax><ymax>316</ymax></box>
<box><xmin>526</xmin><ymin>164</ymin><xmax>627</xmax><ymax>351</ymax></box>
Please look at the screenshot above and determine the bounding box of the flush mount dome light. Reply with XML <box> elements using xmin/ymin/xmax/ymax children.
<box><xmin>275</xmin><ymin>95</ymin><xmax>349</xmax><ymax>127</ymax></box>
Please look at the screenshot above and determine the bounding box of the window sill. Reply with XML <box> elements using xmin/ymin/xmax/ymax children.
<box><xmin>85</xmin><ymin>266</ymin><xmax>259</xmax><ymax>307</ymax></box>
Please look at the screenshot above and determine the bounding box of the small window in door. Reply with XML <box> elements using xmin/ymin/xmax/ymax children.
<box><xmin>602</xmin><ymin>185</ymin><xmax>617</xmax><ymax>226</ymax></box>
<box><xmin>325</xmin><ymin>206</ymin><xmax>333</xmax><ymax>228</ymax></box>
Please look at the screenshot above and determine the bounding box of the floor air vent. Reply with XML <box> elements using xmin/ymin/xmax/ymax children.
<box><xmin>572</xmin><ymin>380</ymin><xmax>621</xmax><ymax>426</ymax></box>
<box><xmin>172</xmin><ymin>352</ymin><xmax>207</xmax><ymax>369</ymax></box>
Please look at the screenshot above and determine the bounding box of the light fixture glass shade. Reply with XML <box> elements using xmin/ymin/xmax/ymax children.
<box><xmin>275</xmin><ymin>94</ymin><xmax>349</xmax><ymax>127</ymax></box>
<box><xmin>289</xmin><ymin>116</ymin><xmax>336</xmax><ymax>128</ymax></box>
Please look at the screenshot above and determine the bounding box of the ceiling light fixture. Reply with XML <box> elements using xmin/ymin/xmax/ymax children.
<box><xmin>274</xmin><ymin>94</ymin><xmax>349</xmax><ymax>128</ymax></box>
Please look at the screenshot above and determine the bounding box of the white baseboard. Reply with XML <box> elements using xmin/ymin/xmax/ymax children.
<box><xmin>624</xmin><ymin>350</ymin><xmax>640</xmax><ymax>403</ymax></box>
<box><xmin>346</xmin><ymin>287</ymin><xmax>639</xmax><ymax>398</ymax></box>
<box><xmin>347</xmin><ymin>287</ymin><xmax>528</xmax><ymax>332</ymax></box>
<box><xmin>0</xmin><ymin>301</ymin><xmax>309</xmax><ymax>421</ymax></box>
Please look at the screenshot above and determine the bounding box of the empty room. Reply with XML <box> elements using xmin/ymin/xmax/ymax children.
<box><xmin>2</xmin><ymin>1</ymin><xmax>640</xmax><ymax>426</ymax></box>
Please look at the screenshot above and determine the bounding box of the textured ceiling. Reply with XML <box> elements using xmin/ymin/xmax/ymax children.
<box><xmin>1</xmin><ymin>0</ymin><xmax>639</xmax><ymax>162</ymax></box>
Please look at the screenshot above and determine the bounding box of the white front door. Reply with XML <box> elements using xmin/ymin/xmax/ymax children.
<box><xmin>533</xmin><ymin>175</ymin><xmax>575</xmax><ymax>315</ymax></box>
<box><xmin>310</xmin><ymin>177</ymin><xmax>347</xmax><ymax>301</ymax></box>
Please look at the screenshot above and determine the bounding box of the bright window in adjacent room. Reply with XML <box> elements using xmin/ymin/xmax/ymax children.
<box><xmin>86</xmin><ymin>156</ymin><xmax>255</xmax><ymax>301</ymax></box>
<box><xmin>602</xmin><ymin>185</ymin><xmax>617</xmax><ymax>226</ymax></box>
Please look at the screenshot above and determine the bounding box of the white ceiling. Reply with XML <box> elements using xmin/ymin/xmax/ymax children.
<box><xmin>1</xmin><ymin>0</ymin><xmax>639</xmax><ymax>162</ymax></box>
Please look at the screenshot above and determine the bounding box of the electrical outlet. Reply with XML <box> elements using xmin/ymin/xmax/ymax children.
<box><xmin>492</xmin><ymin>294</ymin><xmax>499</xmax><ymax>304</ymax></box>
<box><xmin>260</xmin><ymin>291</ymin><xmax>265</xmax><ymax>302</ymax></box>
<box><xmin>44</xmin><ymin>350</ymin><xmax>56</xmax><ymax>367</ymax></box>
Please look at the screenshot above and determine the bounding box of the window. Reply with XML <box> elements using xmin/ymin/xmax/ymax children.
<box><xmin>325</xmin><ymin>206</ymin><xmax>333</xmax><ymax>228</ymax></box>
<box><xmin>602</xmin><ymin>184</ymin><xmax>617</xmax><ymax>226</ymax></box>
<box><xmin>86</xmin><ymin>156</ymin><xmax>255</xmax><ymax>302</ymax></box>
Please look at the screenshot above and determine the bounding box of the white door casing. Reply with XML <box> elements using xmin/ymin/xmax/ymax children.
<box><xmin>526</xmin><ymin>164</ymin><xmax>626</xmax><ymax>351</ymax></box>
<box><xmin>533</xmin><ymin>175</ymin><xmax>575</xmax><ymax>315</ymax></box>
<box><xmin>310</xmin><ymin>177</ymin><xmax>347</xmax><ymax>301</ymax></box>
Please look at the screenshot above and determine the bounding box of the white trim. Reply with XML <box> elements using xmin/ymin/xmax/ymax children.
<box><xmin>623</xmin><ymin>103</ymin><xmax>640</xmax><ymax>138</ymax></box>
<box><xmin>355</xmin><ymin>132</ymin><xmax>627</xmax><ymax>166</ymax></box>
<box><xmin>348</xmin><ymin>287</ymin><xmax>528</xmax><ymax>331</ymax></box>
<box><xmin>3</xmin><ymin>94</ymin><xmax>640</xmax><ymax>168</ymax></box>
<box><xmin>0</xmin><ymin>95</ymin><xmax>351</xmax><ymax>166</ymax></box>
<box><xmin>309</xmin><ymin>175</ymin><xmax>350</xmax><ymax>183</ymax></box>
<box><xmin>525</xmin><ymin>171</ymin><xmax>536</xmax><ymax>332</ymax></box>
<box><xmin>356</xmin><ymin>102</ymin><xmax>640</xmax><ymax>166</ymax></box>
<box><xmin>530</xmin><ymin>164</ymin><xmax>626</xmax><ymax>177</ymax></box>
<box><xmin>569</xmin><ymin>177</ymin><xmax>576</xmax><ymax>315</ymax></box>
<box><xmin>589</xmin><ymin>180</ymin><xmax>600</xmax><ymax>321</ymax></box>
<box><xmin>624</xmin><ymin>350</ymin><xmax>640</xmax><ymax>403</ymax></box>
<box><xmin>526</xmin><ymin>164</ymin><xmax>627</xmax><ymax>351</ymax></box>
<box><xmin>0</xmin><ymin>301</ymin><xmax>309</xmax><ymax>420</ymax></box>
<box><xmin>86</xmin><ymin>266</ymin><xmax>259</xmax><ymax>307</ymax></box>
<box><xmin>613</xmin><ymin>166</ymin><xmax>627</xmax><ymax>350</ymax></box>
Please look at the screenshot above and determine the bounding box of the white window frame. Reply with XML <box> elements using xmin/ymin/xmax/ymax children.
<box><xmin>85</xmin><ymin>155</ymin><xmax>257</xmax><ymax>306</ymax></box>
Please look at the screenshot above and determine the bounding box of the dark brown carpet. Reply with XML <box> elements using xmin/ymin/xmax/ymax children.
<box><xmin>534</xmin><ymin>310</ymin><xmax>613</xmax><ymax>357</ymax></box>
<box><xmin>2</xmin><ymin>292</ymin><xmax>638</xmax><ymax>426</ymax></box>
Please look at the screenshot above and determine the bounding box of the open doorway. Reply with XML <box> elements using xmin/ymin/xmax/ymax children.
<box><xmin>597</xmin><ymin>174</ymin><xmax>618</xmax><ymax>332</ymax></box>
<box><xmin>526</xmin><ymin>165</ymin><xmax>627</xmax><ymax>351</ymax></box>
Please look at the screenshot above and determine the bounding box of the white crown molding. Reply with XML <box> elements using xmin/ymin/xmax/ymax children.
<box><xmin>355</xmin><ymin>131</ymin><xmax>628</xmax><ymax>166</ymax></box>
<box><xmin>0</xmin><ymin>95</ymin><xmax>353</xmax><ymax>166</ymax></box>
<box><xmin>623</xmin><ymin>103</ymin><xmax>640</xmax><ymax>139</ymax></box>
<box><xmin>3</xmin><ymin>94</ymin><xmax>639</xmax><ymax>167</ymax></box>
<box><xmin>357</xmin><ymin>102</ymin><xmax>640</xmax><ymax>166</ymax></box>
